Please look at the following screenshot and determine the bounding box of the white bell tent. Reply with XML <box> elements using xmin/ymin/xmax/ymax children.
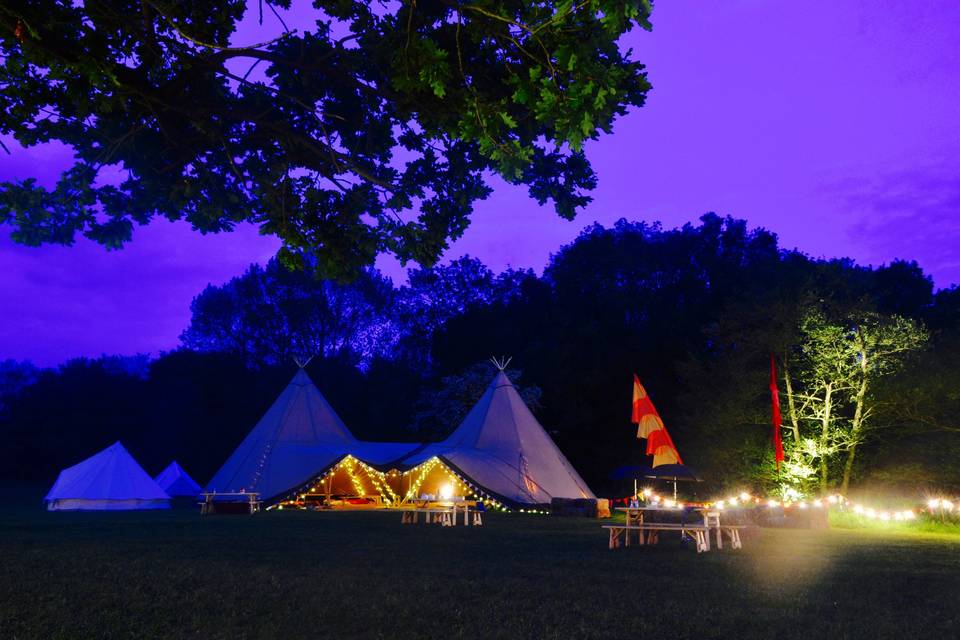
<box><xmin>154</xmin><ymin>461</ymin><xmax>203</xmax><ymax>497</ymax></box>
<box><xmin>45</xmin><ymin>441</ymin><xmax>170</xmax><ymax>511</ymax></box>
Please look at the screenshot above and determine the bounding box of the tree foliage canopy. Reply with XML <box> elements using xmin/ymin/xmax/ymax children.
<box><xmin>180</xmin><ymin>257</ymin><xmax>396</xmax><ymax>366</ymax></box>
<box><xmin>0</xmin><ymin>0</ymin><xmax>652</xmax><ymax>276</ymax></box>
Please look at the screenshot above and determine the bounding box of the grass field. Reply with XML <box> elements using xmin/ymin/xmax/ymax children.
<box><xmin>2</xmin><ymin>492</ymin><xmax>959</xmax><ymax>639</ymax></box>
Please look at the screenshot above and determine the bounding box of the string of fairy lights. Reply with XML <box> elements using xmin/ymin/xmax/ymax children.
<box><xmin>629</xmin><ymin>487</ymin><xmax>959</xmax><ymax>522</ymax></box>
<box><xmin>248</xmin><ymin>441</ymin><xmax>272</xmax><ymax>492</ymax></box>
<box><xmin>264</xmin><ymin>453</ymin><xmax>953</xmax><ymax>523</ymax></box>
<box><xmin>269</xmin><ymin>455</ymin><xmax>554</xmax><ymax>513</ymax></box>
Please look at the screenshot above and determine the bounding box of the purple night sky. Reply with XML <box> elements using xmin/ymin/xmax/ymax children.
<box><xmin>3</xmin><ymin>1</ymin><xmax>959</xmax><ymax>366</ymax></box>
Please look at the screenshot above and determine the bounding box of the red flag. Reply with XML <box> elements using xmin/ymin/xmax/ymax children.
<box><xmin>769</xmin><ymin>354</ymin><xmax>785</xmax><ymax>470</ymax></box>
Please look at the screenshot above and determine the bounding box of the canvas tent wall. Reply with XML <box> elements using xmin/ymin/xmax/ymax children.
<box><xmin>398</xmin><ymin>371</ymin><xmax>595</xmax><ymax>507</ymax></box>
<box><xmin>206</xmin><ymin>369</ymin><xmax>420</xmax><ymax>504</ymax></box>
<box><xmin>154</xmin><ymin>461</ymin><xmax>202</xmax><ymax>497</ymax></box>
<box><xmin>45</xmin><ymin>441</ymin><xmax>170</xmax><ymax>511</ymax></box>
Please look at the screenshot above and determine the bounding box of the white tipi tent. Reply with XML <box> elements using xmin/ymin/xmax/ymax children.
<box><xmin>205</xmin><ymin>369</ymin><xmax>355</xmax><ymax>502</ymax></box>
<box><xmin>45</xmin><ymin>441</ymin><xmax>170</xmax><ymax>511</ymax></box>
<box><xmin>154</xmin><ymin>461</ymin><xmax>202</xmax><ymax>497</ymax></box>
<box><xmin>206</xmin><ymin>369</ymin><xmax>418</xmax><ymax>503</ymax></box>
<box><xmin>401</xmin><ymin>370</ymin><xmax>595</xmax><ymax>506</ymax></box>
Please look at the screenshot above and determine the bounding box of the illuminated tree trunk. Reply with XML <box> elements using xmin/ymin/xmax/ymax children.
<box><xmin>782</xmin><ymin>357</ymin><xmax>801</xmax><ymax>442</ymax></box>
<box><xmin>819</xmin><ymin>383</ymin><xmax>833</xmax><ymax>495</ymax></box>
<box><xmin>841</xmin><ymin>345</ymin><xmax>870</xmax><ymax>495</ymax></box>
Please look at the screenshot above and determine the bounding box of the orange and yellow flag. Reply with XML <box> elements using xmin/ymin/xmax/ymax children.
<box><xmin>632</xmin><ymin>374</ymin><xmax>683</xmax><ymax>466</ymax></box>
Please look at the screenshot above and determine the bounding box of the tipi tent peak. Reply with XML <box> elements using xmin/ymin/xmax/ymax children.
<box><xmin>45</xmin><ymin>441</ymin><xmax>170</xmax><ymax>511</ymax></box>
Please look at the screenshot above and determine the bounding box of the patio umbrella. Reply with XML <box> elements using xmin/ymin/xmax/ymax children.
<box><xmin>609</xmin><ymin>465</ymin><xmax>658</xmax><ymax>498</ymax></box>
<box><xmin>643</xmin><ymin>464</ymin><xmax>702</xmax><ymax>499</ymax></box>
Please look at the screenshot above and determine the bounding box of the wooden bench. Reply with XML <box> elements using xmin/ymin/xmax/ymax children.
<box><xmin>603</xmin><ymin>523</ymin><xmax>744</xmax><ymax>553</ymax></box>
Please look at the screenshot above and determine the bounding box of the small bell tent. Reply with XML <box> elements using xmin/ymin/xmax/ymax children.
<box><xmin>154</xmin><ymin>461</ymin><xmax>202</xmax><ymax>497</ymax></box>
<box><xmin>45</xmin><ymin>441</ymin><xmax>170</xmax><ymax>511</ymax></box>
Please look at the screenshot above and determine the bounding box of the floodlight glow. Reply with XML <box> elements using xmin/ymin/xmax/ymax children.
<box><xmin>439</xmin><ymin>483</ymin><xmax>454</xmax><ymax>500</ymax></box>
<box><xmin>928</xmin><ymin>498</ymin><xmax>942</xmax><ymax>509</ymax></box>
<box><xmin>739</xmin><ymin>492</ymin><xmax>750</xmax><ymax>501</ymax></box>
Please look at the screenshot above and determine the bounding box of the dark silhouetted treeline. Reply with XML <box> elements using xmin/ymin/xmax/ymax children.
<box><xmin>3</xmin><ymin>214</ymin><xmax>958</xmax><ymax>496</ymax></box>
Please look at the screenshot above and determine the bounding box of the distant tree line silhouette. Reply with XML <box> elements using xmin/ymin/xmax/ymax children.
<box><xmin>3</xmin><ymin>214</ymin><xmax>958</xmax><ymax>496</ymax></box>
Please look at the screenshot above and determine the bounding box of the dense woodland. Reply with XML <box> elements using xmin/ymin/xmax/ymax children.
<box><xmin>3</xmin><ymin>214</ymin><xmax>958</xmax><ymax>498</ymax></box>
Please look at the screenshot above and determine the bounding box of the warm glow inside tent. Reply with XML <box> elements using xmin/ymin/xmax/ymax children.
<box><xmin>45</xmin><ymin>441</ymin><xmax>170</xmax><ymax>511</ymax></box>
<box><xmin>290</xmin><ymin>454</ymin><xmax>405</xmax><ymax>508</ymax></box>
<box><xmin>154</xmin><ymin>461</ymin><xmax>203</xmax><ymax>497</ymax></box>
<box><xmin>293</xmin><ymin>453</ymin><xmax>472</xmax><ymax>508</ymax></box>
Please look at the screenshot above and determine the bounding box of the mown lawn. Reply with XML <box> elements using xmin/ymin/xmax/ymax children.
<box><xmin>2</xmin><ymin>494</ymin><xmax>959</xmax><ymax>639</ymax></box>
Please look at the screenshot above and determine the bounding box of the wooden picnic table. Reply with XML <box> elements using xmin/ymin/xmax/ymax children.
<box><xmin>609</xmin><ymin>506</ymin><xmax>742</xmax><ymax>552</ymax></box>
<box><xmin>398</xmin><ymin>502</ymin><xmax>483</xmax><ymax>527</ymax></box>
<box><xmin>199</xmin><ymin>492</ymin><xmax>261</xmax><ymax>515</ymax></box>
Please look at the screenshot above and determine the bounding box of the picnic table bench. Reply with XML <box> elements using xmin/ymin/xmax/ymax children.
<box><xmin>603</xmin><ymin>522</ymin><xmax>744</xmax><ymax>553</ymax></box>
<box><xmin>199</xmin><ymin>492</ymin><xmax>261</xmax><ymax>515</ymax></box>
<box><xmin>605</xmin><ymin>506</ymin><xmax>744</xmax><ymax>552</ymax></box>
<box><xmin>399</xmin><ymin>503</ymin><xmax>483</xmax><ymax>527</ymax></box>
